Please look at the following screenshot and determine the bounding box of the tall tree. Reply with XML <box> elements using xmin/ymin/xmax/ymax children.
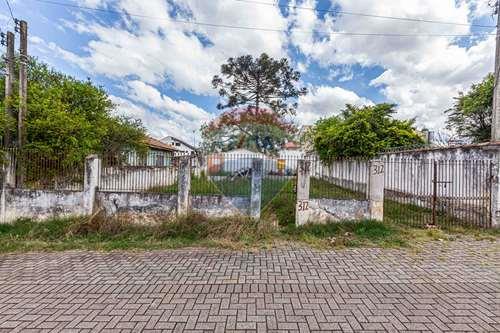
<box><xmin>0</xmin><ymin>57</ymin><xmax>146</xmax><ymax>162</ymax></box>
<box><xmin>201</xmin><ymin>107</ymin><xmax>297</xmax><ymax>155</ymax></box>
<box><xmin>312</xmin><ymin>104</ymin><xmax>424</xmax><ymax>160</ymax></box>
<box><xmin>212</xmin><ymin>53</ymin><xmax>307</xmax><ymax>116</ymax></box>
<box><xmin>445</xmin><ymin>73</ymin><xmax>493</xmax><ymax>143</ymax></box>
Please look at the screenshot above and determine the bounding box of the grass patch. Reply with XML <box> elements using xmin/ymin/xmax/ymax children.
<box><xmin>0</xmin><ymin>213</ymin><xmax>279</xmax><ymax>253</ymax></box>
<box><xmin>282</xmin><ymin>219</ymin><xmax>408</xmax><ymax>248</ymax></box>
<box><xmin>310</xmin><ymin>177</ymin><xmax>365</xmax><ymax>200</ymax></box>
<box><xmin>1</xmin><ymin>209</ymin><xmax>496</xmax><ymax>254</ymax></box>
<box><xmin>262</xmin><ymin>179</ymin><xmax>296</xmax><ymax>227</ymax></box>
<box><xmin>383</xmin><ymin>199</ymin><xmax>495</xmax><ymax>231</ymax></box>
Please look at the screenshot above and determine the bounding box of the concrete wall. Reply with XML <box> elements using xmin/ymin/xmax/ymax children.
<box><xmin>381</xmin><ymin>142</ymin><xmax>499</xmax><ymax>161</ymax></box>
<box><xmin>0</xmin><ymin>155</ymin><xmax>253</xmax><ymax>223</ymax></box>
<box><xmin>308</xmin><ymin>199</ymin><xmax>369</xmax><ymax>223</ymax></box>
<box><xmin>191</xmin><ymin>195</ymin><xmax>250</xmax><ymax>218</ymax></box>
<box><xmin>1</xmin><ymin>189</ymin><xmax>85</xmax><ymax>223</ymax></box>
<box><xmin>0</xmin><ymin>190</ymin><xmax>252</xmax><ymax>224</ymax></box>
<box><xmin>382</xmin><ymin>144</ymin><xmax>495</xmax><ymax>198</ymax></box>
<box><xmin>296</xmin><ymin>159</ymin><xmax>384</xmax><ymax>226</ymax></box>
<box><xmin>97</xmin><ymin>191</ymin><xmax>177</xmax><ymax>218</ymax></box>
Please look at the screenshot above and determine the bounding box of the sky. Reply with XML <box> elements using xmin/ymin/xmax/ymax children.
<box><xmin>1</xmin><ymin>0</ymin><xmax>497</xmax><ymax>145</ymax></box>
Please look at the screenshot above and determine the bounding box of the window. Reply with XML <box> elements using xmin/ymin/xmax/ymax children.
<box><xmin>155</xmin><ymin>154</ymin><xmax>165</xmax><ymax>166</ymax></box>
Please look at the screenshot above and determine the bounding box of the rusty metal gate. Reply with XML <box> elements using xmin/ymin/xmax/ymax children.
<box><xmin>384</xmin><ymin>159</ymin><xmax>493</xmax><ymax>228</ymax></box>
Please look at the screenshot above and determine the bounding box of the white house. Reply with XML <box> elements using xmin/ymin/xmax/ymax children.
<box><xmin>161</xmin><ymin>136</ymin><xmax>197</xmax><ymax>155</ymax></box>
<box><xmin>206</xmin><ymin>145</ymin><xmax>304</xmax><ymax>175</ymax></box>
<box><xmin>278</xmin><ymin>142</ymin><xmax>305</xmax><ymax>159</ymax></box>
<box><xmin>125</xmin><ymin>136</ymin><xmax>178</xmax><ymax>167</ymax></box>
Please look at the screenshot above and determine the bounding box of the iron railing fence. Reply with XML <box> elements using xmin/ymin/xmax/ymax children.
<box><xmin>4</xmin><ymin>148</ymin><xmax>85</xmax><ymax>191</ymax></box>
<box><xmin>260</xmin><ymin>155</ymin><xmax>299</xmax><ymax>210</ymax></box>
<box><xmin>201</xmin><ymin>154</ymin><xmax>253</xmax><ymax>198</ymax></box>
<box><xmin>202</xmin><ymin>154</ymin><xmax>300</xmax><ymax>209</ymax></box>
<box><xmin>384</xmin><ymin>159</ymin><xmax>492</xmax><ymax>228</ymax></box>
<box><xmin>98</xmin><ymin>151</ymin><xmax>192</xmax><ymax>193</ymax></box>
<box><xmin>309</xmin><ymin>157</ymin><xmax>369</xmax><ymax>200</ymax></box>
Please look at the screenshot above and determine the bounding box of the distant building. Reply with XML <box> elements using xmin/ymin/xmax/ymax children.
<box><xmin>279</xmin><ymin>141</ymin><xmax>305</xmax><ymax>159</ymax></box>
<box><xmin>161</xmin><ymin>136</ymin><xmax>197</xmax><ymax>155</ymax></box>
<box><xmin>129</xmin><ymin>136</ymin><xmax>178</xmax><ymax>167</ymax></box>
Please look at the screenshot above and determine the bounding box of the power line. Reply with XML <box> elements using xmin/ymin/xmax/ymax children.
<box><xmin>4</xmin><ymin>0</ymin><xmax>15</xmax><ymax>22</ymax></box>
<box><xmin>31</xmin><ymin>0</ymin><xmax>496</xmax><ymax>38</ymax></box>
<box><xmin>233</xmin><ymin>0</ymin><xmax>497</xmax><ymax>29</ymax></box>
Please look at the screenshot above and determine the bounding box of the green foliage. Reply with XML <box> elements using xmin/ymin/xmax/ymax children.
<box><xmin>201</xmin><ymin>107</ymin><xmax>297</xmax><ymax>155</ymax></box>
<box><xmin>212</xmin><ymin>53</ymin><xmax>307</xmax><ymax>116</ymax></box>
<box><xmin>445</xmin><ymin>73</ymin><xmax>493</xmax><ymax>143</ymax></box>
<box><xmin>0</xmin><ymin>57</ymin><xmax>146</xmax><ymax>161</ymax></box>
<box><xmin>312</xmin><ymin>103</ymin><xmax>424</xmax><ymax>159</ymax></box>
<box><xmin>283</xmin><ymin>219</ymin><xmax>407</xmax><ymax>248</ymax></box>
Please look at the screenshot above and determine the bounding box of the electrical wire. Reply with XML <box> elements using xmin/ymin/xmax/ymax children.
<box><xmin>31</xmin><ymin>0</ymin><xmax>496</xmax><ymax>38</ymax></box>
<box><xmin>233</xmin><ymin>0</ymin><xmax>497</xmax><ymax>29</ymax></box>
<box><xmin>4</xmin><ymin>0</ymin><xmax>15</xmax><ymax>22</ymax></box>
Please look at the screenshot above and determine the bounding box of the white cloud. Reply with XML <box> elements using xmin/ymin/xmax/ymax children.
<box><xmin>111</xmin><ymin>95</ymin><xmax>206</xmax><ymax>144</ymax></box>
<box><xmin>111</xmin><ymin>81</ymin><xmax>212</xmax><ymax>142</ymax></box>
<box><xmin>125</xmin><ymin>80</ymin><xmax>211</xmax><ymax>123</ymax></box>
<box><xmin>289</xmin><ymin>0</ymin><xmax>495</xmax><ymax>130</ymax></box>
<box><xmin>39</xmin><ymin>0</ymin><xmax>496</xmax><ymax>135</ymax></box>
<box><xmin>296</xmin><ymin>85</ymin><xmax>373</xmax><ymax>125</ymax></box>
<box><xmin>468</xmin><ymin>0</ymin><xmax>495</xmax><ymax>19</ymax></box>
<box><xmin>63</xmin><ymin>0</ymin><xmax>288</xmax><ymax>95</ymax></box>
<box><xmin>77</xmin><ymin>0</ymin><xmax>106</xmax><ymax>8</ymax></box>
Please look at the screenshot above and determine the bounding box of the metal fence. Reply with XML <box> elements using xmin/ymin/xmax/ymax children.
<box><xmin>204</xmin><ymin>154</ymin><xmax>299</xmax><ymax>209</ymax></box>
<box><xmin>0</xmin><ymin>147</ymin><xmax>495</xmax><ymax>229</ymax></box>
<box><xmin>4</xmin><ymin>149</ymin><xmax>85</xmax><ymax>191</ymax></box>
<box><xmin>99</xmin><ymin>151</ymin><xmax>183</xmax><ymax>193</ymax></box>
<box><xmin>384</xmin><ymin>159</ymin><xmax>492</xmax><ymax>228</ymax></box>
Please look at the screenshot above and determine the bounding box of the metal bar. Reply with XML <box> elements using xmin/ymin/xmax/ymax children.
<box><xmin>432</xmin><ymin>160</ymin><xmax>437</xmax><ymax>226</ymax></box>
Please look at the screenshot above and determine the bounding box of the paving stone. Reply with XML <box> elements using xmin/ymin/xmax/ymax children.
<box><xmin>0</xmin><ymin>239</ymin><xmax>497</xmax><ymax>332</ymax></box>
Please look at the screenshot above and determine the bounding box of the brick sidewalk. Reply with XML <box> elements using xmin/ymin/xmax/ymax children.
<box><xmin>0</xmin><ymin>239</ymin><xmax>498</xmax><ymax>332</ymax></box>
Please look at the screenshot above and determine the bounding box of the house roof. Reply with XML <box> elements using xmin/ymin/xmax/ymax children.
<box><xmin>145</xmin><ymin>136</ymin><xmax>178</xmax><ymax>152</ymax></box>
<box><xmin>161</xmin><ymin>135</ymin><xmax>197</xmax><ymax>151</ymax></box>
<box><xmin>283</xmin><ymin>142</ymin><xmax>301</xmax><ymax>149</ymax></box>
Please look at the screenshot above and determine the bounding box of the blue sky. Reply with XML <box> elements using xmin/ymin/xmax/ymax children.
<box><xmin>1</xmin><ymin>0</ymin><xmax>496</xmax><ymax>144</ymax></box>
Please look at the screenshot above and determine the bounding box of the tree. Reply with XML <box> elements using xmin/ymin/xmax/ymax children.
<box><xmin>445</xmin><ymin>73</ymin><xmax>493</xmax><ymax>143</ymax></box>
<box><xmin>0</xmin><ymin>57</ymin><xmax>146</xmax><ymax>162</ymax></box>
<box><xmin>212</xmin><ymin>53</ymin><xmax>307</xmax><ymax>116</ymax></box>
<box><xmin>312</xmin><ymin>104</ymin><xmax>424</xmax><ymax>160</ymax></box>
<box><xmin>201</xmin><ymin>107</ymin><xmax>297</xmax><ymax>155</ymax></box>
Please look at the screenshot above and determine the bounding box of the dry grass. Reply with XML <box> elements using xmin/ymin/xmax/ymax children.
<box><xmin>0</xmin><ymin>212</ymin><xmax>497</xmax><ymax>254</ymax></box>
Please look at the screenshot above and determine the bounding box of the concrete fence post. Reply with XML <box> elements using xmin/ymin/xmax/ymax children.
<box><xmin>83</xmin><ymin>154</ymin><xmax>100</xmax><ymax>215</ymax></box>
<box><xmin>295</xmin><ymin>159</ymin><xmax>311</xmax><ymax>226</ymax></box>
<box><xmin>3</xmin><ymin>152</ymin><xmax>16</xmax><ymax>188</ymax></box>
<box><xmin>250</xmin><ymin>158</ymin><xmax>263</xmax><ymax>219</ymax></box>
<box><xmin>177</xmin><ymin>156</ymin><xmax>191</xmax><ymax>216</ymax></box>
<box><xmin>368</xmin><ymin>159</ymin><xmax>384</xmax><ymax>221</ymax></box>
<box><xmin>491</xmin><ymin>160</ymin><xmax>500</xmax><ymax>228</ymax></box>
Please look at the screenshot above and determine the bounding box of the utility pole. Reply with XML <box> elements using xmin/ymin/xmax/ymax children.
<box><xmin>492</xmin><ymin>1</ymin><xmax>500</xmax><ymax>141</ymax></box>
<box><xmin>4</xmin><ymin>31</ymin><xmax>15</xmax><ymax>147</ymax></box>
<box><xmin>16</xmin><ymin>20</ymin><xmax>27</xmax><ymax>188</ymax></box>
<box><xmin>17</xmin><ymin>20</ymin><xmax>28</xmax><ymax>151</ymax></box>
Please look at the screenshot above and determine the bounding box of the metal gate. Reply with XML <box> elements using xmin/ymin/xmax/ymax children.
<box><xmin>384</xmin><ymin>159</ymin><xmax>493</xmax><ymax>228</ymax></box>
<box><xmin>204</xmin><ymin>154</ymin><xmax>298</xmax><ymax>224</ymax></box>
<box><xmin>260</xmin><ymin>156</ymin><xmax>297</xmax><ymax>214</ymax></box>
